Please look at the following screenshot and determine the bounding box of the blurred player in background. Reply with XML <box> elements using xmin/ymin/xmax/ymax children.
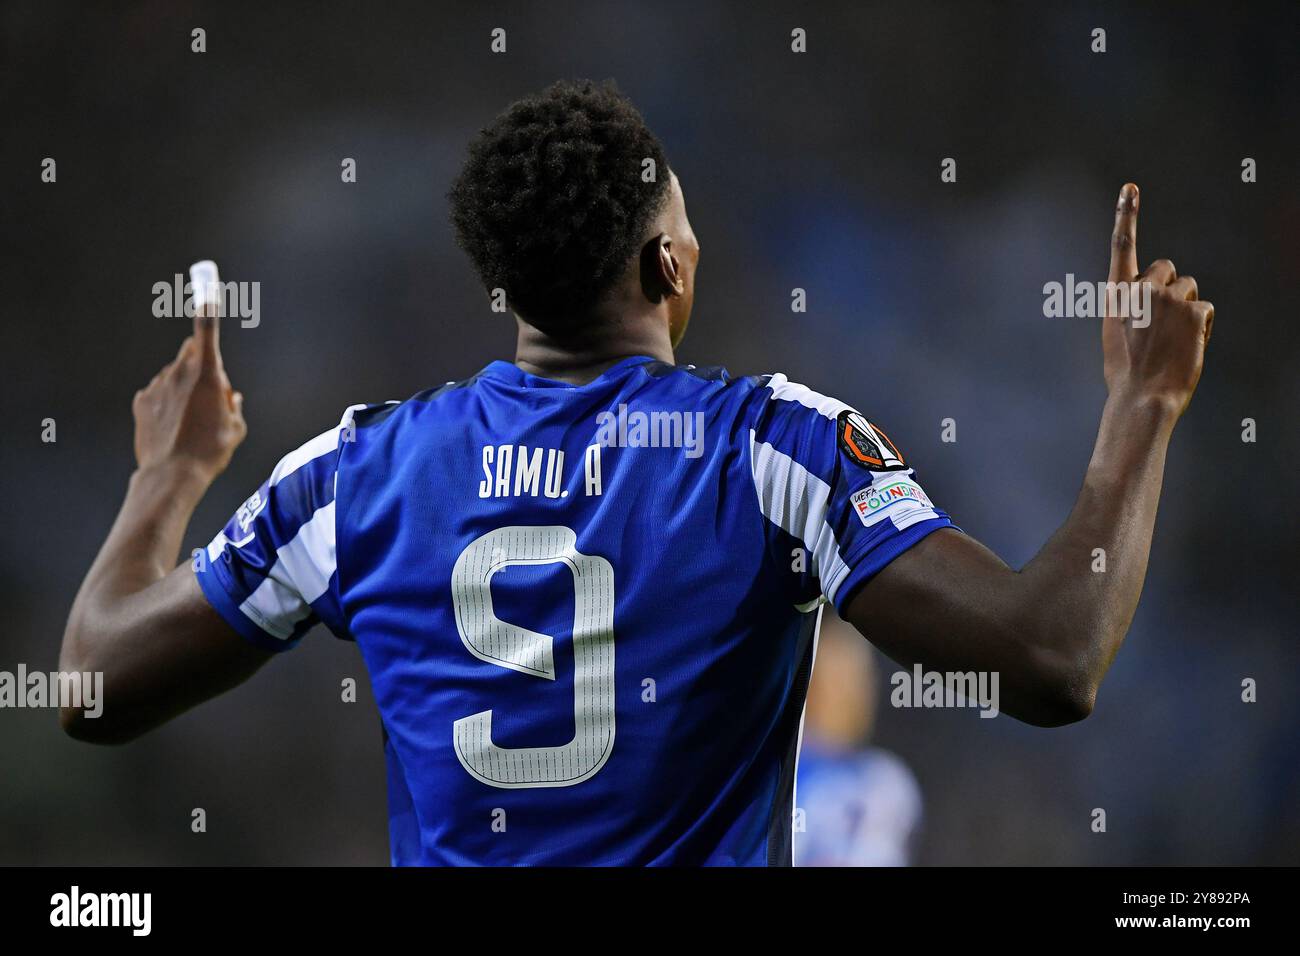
<box><xmin>796</xmin><ymin>613</ymin><xmax>921</xmax><ymax>866</ymax></box>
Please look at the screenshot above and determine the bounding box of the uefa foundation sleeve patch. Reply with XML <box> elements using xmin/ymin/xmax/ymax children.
<box><xmin>849</xmin><ymin>475</ymin><xmax>936</xmax><ymax>529</ymax></box>
<box><xmin>836</xmin><ymin>409</ymin><xmax>906</xmax><ymax>471</ymax></box>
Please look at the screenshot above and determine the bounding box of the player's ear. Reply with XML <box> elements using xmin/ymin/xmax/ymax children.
<box><xmin>640</xmin><ymin>233</ymin><xmax>685</xmax><ymax>302</ymax></box>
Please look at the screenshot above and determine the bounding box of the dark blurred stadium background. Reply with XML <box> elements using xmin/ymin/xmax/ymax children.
<box><xmin>1</xmin><ymin>1</ymin><xmax>1296</xmax><ymax>865</ymax></box>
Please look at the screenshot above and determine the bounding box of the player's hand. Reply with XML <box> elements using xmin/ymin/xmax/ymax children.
<box><xmin>132</xmin><ymin>294</ymin><xmax>247</xmax><ymax>482</ymax></box>
<box><xmin>1102</xmin><ymin>183</ymin><xmax>1215</xmax><ymax>418</ymax></box>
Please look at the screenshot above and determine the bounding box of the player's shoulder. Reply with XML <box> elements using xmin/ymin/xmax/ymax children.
<box><xmin>755</xmin><ymin>372</ymin><xmax>856</xmax><ymax>418</ymax></box>
<box><xmin>750</xmin><ymin>373</ymin><xmax>908</xmax><ymax>473</ymax></box>
<box><xmin>265</xmin><ymin>402</ymin><xmax>373</xmax><ymax>486</ymax></box>
<box><xmin>745</xmin><ymin>370</ymin><xmax>854</xmax><ymax>444</ymax></box>
<box><xmin>344</xmin><ymin>371</ymin><xmax>489</xmax><ymax>434</ymax></box>
<box><xmin>637</xmin><ymin>359</ymin><xmax>746</xmax><ymax>384</ymax></box>
<box><xmin>631</xmin><ymin>362</ymin><xmax>849</xmax><ymax>412</ymax></box>
<box><xmin>330</xmin><ymin>363</ymin><xmax>863</xmax><ymax>438</ymax></box>
<box><xmin>623</xmin><ymin>359</ymin><xmax>767</xmax><ymax>403</ymax></box>
<box><xmin>626</xmin><ymin>363</ymin><xmax>848</xmax><ymax>444</ymax></box>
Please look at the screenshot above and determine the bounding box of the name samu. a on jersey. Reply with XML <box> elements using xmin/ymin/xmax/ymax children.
<box><xmin>477</xmin><ymin>402</ymin><xmax>708</xmax><ymax>500</ymax></box>
<box><xmin>191</xmin><ymin>358</ymin><xmax>954</xmax><ymax>866</ymax></box>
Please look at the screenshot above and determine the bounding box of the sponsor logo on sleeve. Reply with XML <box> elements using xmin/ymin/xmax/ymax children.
<box><xmin>235</xmin><ymin>489</ymin><xmax>266</xmax><ymax>534</ymax></box>
<box><xmin>850</xmin><ymin>477</ymin><xmax>934</xmax><ymax>528</ymax></box>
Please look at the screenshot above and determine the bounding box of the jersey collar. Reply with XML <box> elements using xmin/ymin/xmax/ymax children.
<box><xmin>481</xmin><ymin>355</ymin><xmax>657</xmax><ymax>389</ymax></box>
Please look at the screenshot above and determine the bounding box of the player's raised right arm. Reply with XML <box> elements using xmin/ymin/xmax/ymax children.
<box><xmin>843</xmin><ymin>184</ymin><xmax>1215</xmax><ymax>726</ymax></box>
<box><xmin>59</xmin><ymin>277</ymin><xmax>270</xmax><ymax>743</ymax></box>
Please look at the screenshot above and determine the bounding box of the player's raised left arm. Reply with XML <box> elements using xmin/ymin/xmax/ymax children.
<box><xmin>843</xmin><ymin>184</ymin><xmax>1213</xmax><ymax>727</ymax></box>
<box><xmin>59</xmin><ymin>290</ymin><xmax>270</xmax><ymax>743</ymax></box>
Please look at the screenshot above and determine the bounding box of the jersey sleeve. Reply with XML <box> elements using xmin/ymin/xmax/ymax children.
<box><xmin>748</xmin><ymin>374</ymin><xmax>956</xmax><ymax>613</ymax></box>
<box><xmin>194</xmin><ymin>406</ymin><xmax>364</xmax><ymax>651</ymax></box>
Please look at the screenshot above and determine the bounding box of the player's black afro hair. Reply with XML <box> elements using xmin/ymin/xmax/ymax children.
<box><xmin>449</xmin><ymin>79</ymin><xmax>671</xmax><ymax>335</ymax></box>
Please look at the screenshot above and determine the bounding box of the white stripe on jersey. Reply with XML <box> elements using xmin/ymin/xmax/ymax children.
<box><xmin>749</xmin><ymin>433</ymin><xmax>851</xmax><ymax>606</ymax></box>
<box><xmin>238</xmin><ymin>501</ymin><xmax>337</xmax><ymax>638</ymax></box>
<box><xmin>205</xmin><ymin>532</ymin><xmax>229</xmax><ymax>564</ymax></box>
<box><xmin>239</xmin><ymin>573</ymin><xmax>314</xmax><ymax>640</ymax></box>
<box><xmin>268</xmin><ymin>428</ymin><xmax>341</xmax><ymax>486</ymax></box>
<box><xmin>266</xmin><ymin>403</ymin><xmax>368</xmax><ymax>489</ymax></box>
<box><xmin>210</xmin><ymin>405</ymin><xmax>365</xmax><ymax>641</ymax></box>
<box><xmin>765</xmin><ymin>373</ymin><xmax>852</xmax><ymax>421</ymax></box>
<box><xmin>276</xmin><ymin>500</ymin><xmax>337</xmax><ymax>604</ymax></box>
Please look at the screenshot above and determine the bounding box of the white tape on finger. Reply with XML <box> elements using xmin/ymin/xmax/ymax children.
<box><xmin>189</xmin><ymin>260</ymin><xmax>220</xmax><ymax>315</ymax></box>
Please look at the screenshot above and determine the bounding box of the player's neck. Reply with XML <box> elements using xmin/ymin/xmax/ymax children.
<box><xmin>513</xmin><ymin>310</ymin><xmax>674</xmax><ymax>385</ymax></box>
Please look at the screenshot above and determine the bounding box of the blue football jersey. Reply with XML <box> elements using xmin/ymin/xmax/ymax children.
<box><xmin>195</xmin><ymin>356</ymin><xmax>955</xmax><ymax>865</ymax></box>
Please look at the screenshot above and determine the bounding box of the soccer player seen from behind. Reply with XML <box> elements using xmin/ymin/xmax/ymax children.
<box><xmin>59</xmin><ymin>80</ymin><xmax>1215</xmax><ymax>865</ymax></box>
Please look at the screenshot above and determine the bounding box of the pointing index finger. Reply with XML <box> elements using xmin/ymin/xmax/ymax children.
<box><xmin>1108</xmin><ymin>183</ymin><xmax>1139</xmax><ymax>283</ymax></box>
